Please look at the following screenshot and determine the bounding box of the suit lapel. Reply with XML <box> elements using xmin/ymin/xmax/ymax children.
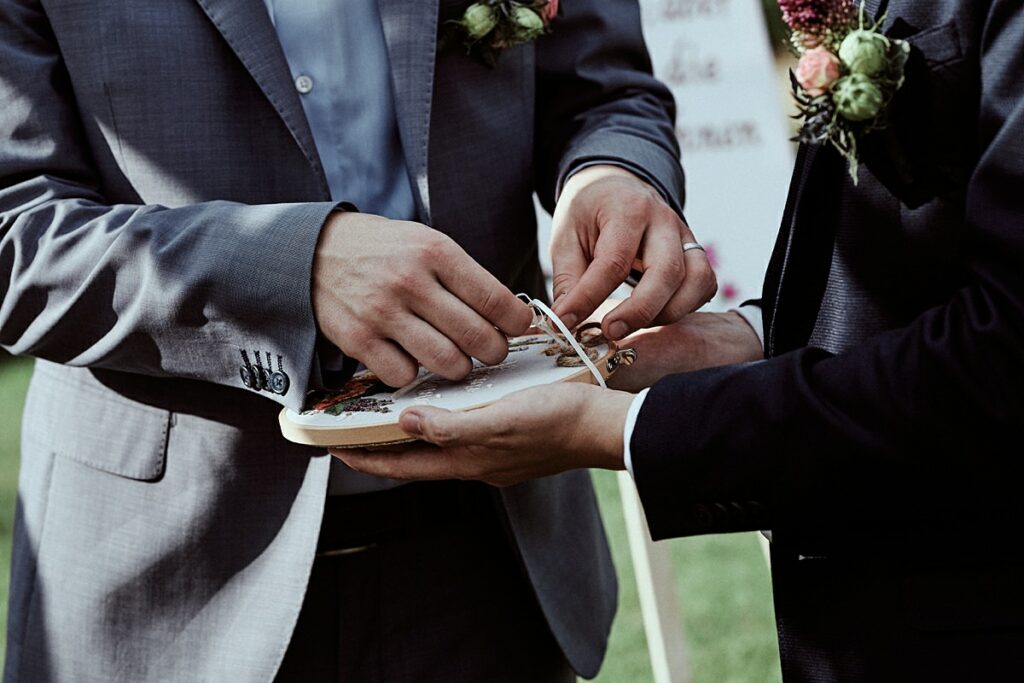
<box><xmin>862</xmin><ymin>0</ymin><xmax>892</xmax><ymax>28</ymax></box>
<box><xmin>862</xmin><ymin>0</ymin><xmax>882</xmax><ymax>18</ymax></box>
<box><xmin>195</xmin><ymin>0</ymin><xmax>330</xmax><ymax>198</ymax></box>
<box><xmin>765</xmin><ymin>0</ymin><xmax>898</xmax><ymax>354</ymax></box>
<box><xmin>377</xmin><ymin>0</ymin><xmax>440</xmax><ymax>223</ymax></box>
<box><xmin>765</xmin><ymin>141</ymin><xmax>849</xmax><ymax>356</ymax></box>
<box><xmin>764</xmin><ymin>144</ymin><xmax>818</xmax><ymax>356</ymax></box>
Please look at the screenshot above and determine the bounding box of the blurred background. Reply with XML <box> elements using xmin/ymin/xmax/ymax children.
<box><xmin>1</xmin><ymin>1</ymin><xmax>793</xmax><ymax>680</ymax></box>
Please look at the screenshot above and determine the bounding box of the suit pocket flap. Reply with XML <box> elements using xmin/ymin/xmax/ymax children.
<box><xmin>913</xmin><ymin>23</ymin><xmax>962</xmax><ymax>67</ymax></box>
<box><xmin>27</xmin><ymin>363</ymin><xmax>170</xmax><ymax>481</ymax></box>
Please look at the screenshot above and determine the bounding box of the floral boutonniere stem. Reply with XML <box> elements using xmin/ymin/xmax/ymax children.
<box><xmin>781</xmin><ymin>0</ymin><xmax>910</xmax><ymax>182</ymax></box>
<box><xmin>444</xmin><ymin>1</ymin><xmax>558</xmax><ymax>66</ymax></box>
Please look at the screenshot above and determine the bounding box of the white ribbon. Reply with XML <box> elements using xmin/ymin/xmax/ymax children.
<box><xmin>394</xmin><ymin>295</ymin><xmax>607</xmax><ymax>399</ymax></box>
<box><xmin>518</xmin><ymin>294</ymin><xmax>606</xmax><ymax>389</ymax></box>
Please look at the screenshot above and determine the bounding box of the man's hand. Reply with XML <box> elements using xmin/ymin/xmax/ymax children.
<box><xmin>550</xmin><ymin>165</ymin><xmax>717</xmax><ymax>340</ymax></box>
<box><xmin>313</xmin><ymin>212</ymin><xmax>533</xmax><ymax>387</ymax></box>
<box><xmin>609</xmin><ymin>311</ymin><xmax>764</xmax><ymax>393</ymax></box>
<box><xmin>331</xmin><ymin>383</ymin><xmax>634</xmax><ymax>487</ymax></box>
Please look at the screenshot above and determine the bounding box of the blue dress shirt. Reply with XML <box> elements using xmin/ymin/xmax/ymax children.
<box><xmin>263</xmin><ymin>0</ymin><xmax>417</xmax><ymax>220</ymax></box>
<box><xmin>264</xmin><ymin>0</ymin><xmax>415</xmax><ymax>494</ymax></box>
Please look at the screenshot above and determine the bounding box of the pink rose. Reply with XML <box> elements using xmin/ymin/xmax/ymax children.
<box><xmin>545</xmin><ymin>0</ymin><xmax>559</xmax><ymax>21</ymax></box>
<box><xmin>796</xmin><ymin>47</ymin><xmax>841</xmax><ymax>97</ymax></box>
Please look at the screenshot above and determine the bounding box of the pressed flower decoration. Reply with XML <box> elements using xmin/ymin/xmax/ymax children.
<box><xmin>781</xmin><ymin>0</ymin><xmax>910</xmax><ymax>181</ymax></box>
<box><xmin>441</xmin><ymin>1</ymin><xmax>558</xmax><ymax>66</ymax></box>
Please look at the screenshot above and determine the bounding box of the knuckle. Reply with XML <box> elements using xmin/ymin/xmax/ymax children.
<box><xmin>430</xmin><ymin>347</ymin><xmax>471</xmax><ymax>377</ymax></box>
<box><xmin>424</xmin><ymin>419</ymin><xmax>458</xmax><ymax>447</ymax></box>
<box><xmin>460</xmin><ymin>325</ymin><xmax>504</xmax><ymax>363</ymax></box>
<box><xmin>422</xmin><ymin>233</ymin><xmax>454</xmax><ymax>266</ymax></box>
<box><xmin>365</xmin><ymin>293</ymin><xmax>395</xmax><ymax>321</ymax></box>
<box><xmin>476</xmin><ymin>286</ymin><xmax>501</xmax><ymax>320</ymax></box>
<box><xmin>573</xmin><ymin>289</ymin><xmax>602</xmax><ymax>314</ymax></box>
<box><xmin>699</xmin><ymin>265</ymin><xmax>719</xmax><ymax>298</ymax></box>
<box><xmin>391</xmin><ymin>268</ymin><xmax>421</xmax><ymax>296</ymax></box>
<box><xmin>551</xmin><ymin>273</ymin><xmax>577</xmax><ymax>300</ymax></box>
<box><xmin>370</xmin><ymin>350</ymin><xmax>416</xmax><ymax>387</ymax></box>
<box><xmin>343</xmin><ymin>326</ymin><xmax>373</xmax><ymax>350</ymax></box>
<box><xmin>458</xmin><ymin>323</ymin><xmax>486</xmax><ymax>352</ymax></box>
<box><xmin>629</xmin><ymin>298</ymin><xmax>660</xmax><ymax>325</ymax></box>
<box><xmin>661</xmin><ymin>254</ymin><xmax>686</xmax><ymax>282</ymax></box>
<box><xmin>390</xmin><ymin>365</ymin><xmax>418</xmax><ymax>387</ymax></box>
<box><xmin>662</xmin><ymin>298</ymin><xmax>692</xmax><ymax>322</ymax></box>
<box><xmin>601</xmin><ymin>251</ymin><xmax>634</xmax><ymax>281</ymax></box>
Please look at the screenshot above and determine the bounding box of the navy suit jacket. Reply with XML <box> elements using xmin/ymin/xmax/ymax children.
<box><xmin>631</xmin><ymin>0</ymin><xmax>1024</xmax><ymax>679</ymax></box>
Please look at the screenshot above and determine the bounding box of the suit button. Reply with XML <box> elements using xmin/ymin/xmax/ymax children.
<box><xmin>240</xmin><ymin>365</ymin><xmax>257</xmax><ymax>389</ymax></box>
<box><xmin>294</xmin><ymin>75</ymin><xmax>313</xmax><ymax>94</ymax></box>
<box><xmin>255</xmin><ymin>367</ymin><xmax>269</xmax><ymax>391</ymax></box>
<box><xmin>269</xmin><ymin>371</ymin><xmax>290</xmax><ymax>395</ymax></box>
<box><xmin>694</xmin><ymin>504</ymin><xmax>714</xmax><ymax>526</ymax></box>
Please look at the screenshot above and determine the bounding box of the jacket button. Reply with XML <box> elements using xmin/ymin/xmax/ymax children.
<box><xmin>694</xmin><ymin>504</ymin><xmax>714</xmax><ymax>526</ymax></box>
<box><xmin>240</xmin><ymin>365</ymin><xmax>257</xmax><ymax>389</ymax></box>
<box><xmin>269</xmin><ymin>371</ymin><xmax>291</xmax><ymax>395</ymax></box>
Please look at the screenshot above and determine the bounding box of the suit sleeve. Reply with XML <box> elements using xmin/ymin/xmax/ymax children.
<box><xmin>0</xmin><ymin>0</ymin><xmax>332</xmax><ymax>411</ymax></box>
<box><xmin>532</xmin><ymin>0</ymin><xmax>685</xmax><ymax>214</ymax></box>
<box><xmin>630</xmin><ymin>1</ymin><xmax>1024</xmax><ymax>540</ymax></box>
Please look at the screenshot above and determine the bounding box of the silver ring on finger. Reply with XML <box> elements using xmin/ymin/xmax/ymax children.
<box><xmin>682</xmin><ymin>241</ymin><xmax>705</xmax><ymax>253</ymax></box>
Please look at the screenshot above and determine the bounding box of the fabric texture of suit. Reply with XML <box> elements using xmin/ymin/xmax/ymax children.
<box><xmin>0</xmin><ymin>0</ymin><xmax>682</xmax><ymax>680</ymax></box>
<box><xmin>630</xmin><ymin>0</ymin><xmax>1024</xmax><ymax>680</ymax></box>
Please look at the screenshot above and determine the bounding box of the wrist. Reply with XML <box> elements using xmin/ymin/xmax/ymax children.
<box><xmin>722</xmin><ymin>311</ymin><xmax>766</xmax><ymax>362</ymax></box>
<box><xmin>571</xmin><ymin>386</ymin><xmax>633</xmax><ymax>471</ymax></box>
<box><xmin>561</xmin><ymin>164</ymin><xmax>649</xmax><ymax>201</ymax></box>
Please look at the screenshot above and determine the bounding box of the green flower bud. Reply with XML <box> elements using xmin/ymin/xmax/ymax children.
<box><xmin>838</xmin><ymin>29</ymin><xmax>890</xmax><ymax>76</ymax></box>
<box><xmin>511</xmin><ymin>6</ymin><xmax>545</xmax><ymax>41</ymax></box>
<box><xmin>833</xmin><ymin>74</ymin><xmax>884</xmax><ymax>122</ymax></box>
<box><xmin>463</xmin><ymin>3</ymin><xmax>499</xmax><ymax>40</ymax></box>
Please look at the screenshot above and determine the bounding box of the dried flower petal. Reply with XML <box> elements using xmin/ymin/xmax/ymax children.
<box><xmin>778</xmin><ymin>0</ymin><xmax>857</xmax><ymax>45</ymax></box>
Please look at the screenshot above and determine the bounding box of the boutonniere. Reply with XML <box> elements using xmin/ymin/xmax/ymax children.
<box><xmin>441</xmin><ymin>1</ymin><xmax>558</xmax><ymax>66</ymax></box>
<box><xmin>781</xmin><ymin>0</ymin><xmax>910</xmax><ymax>182</ymax></box>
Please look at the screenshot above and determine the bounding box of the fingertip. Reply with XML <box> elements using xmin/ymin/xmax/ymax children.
<box><xmin>512</xmin><ymin>300</ymin><xmax>535</xmax><ymax>336</ymax></box>
<box><xmin>554</xmin><ymin>309</ymin><xmax>579</xmax><ymax>331</ymax></box>
<box><xmin>606</xmin><ymin>319</ymin><xmax>630</xmax><ymax>341</ymax></box>
<box><xmin>399</xmin><ymin>410</ymin><xmax>423</xmax><ymax>437</ymax></box>
<box><xmin>550</xmin><ymin>293</ymin><xmax>583</xmax><ymax>330</ymax></box>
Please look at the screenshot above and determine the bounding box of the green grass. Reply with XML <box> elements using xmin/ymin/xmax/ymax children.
<box><xmin>589</xmin><ymin>471</ymin><xmax>781</xmax><ymax>683</ymax></box>
<box><xmin>0</xmin><ymin>357</ymin><xmax>781</xmax><ymax>681</ymax></box>
<box><xmin>0</xmin><ymin>356</ymin><xmax>32</xmax><ymax>669</ymax></box>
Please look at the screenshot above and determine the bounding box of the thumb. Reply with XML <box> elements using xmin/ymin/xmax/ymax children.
<box><xmin>400</xmin><ymin>406</ymin><xmax>462</xmax><ymax>446</ymax></box>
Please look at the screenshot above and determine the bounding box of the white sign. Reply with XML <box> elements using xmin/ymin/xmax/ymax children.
<box><xmin>641</xmin><ymin>0</ymin><xmax>793</xmax><ymax>308</ymax></box>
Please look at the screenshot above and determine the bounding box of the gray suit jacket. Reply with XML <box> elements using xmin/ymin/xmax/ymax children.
<box><xmin>0</xmin><ymin>1</ymin><xmax>683</xmax><ymax>680</ymax></box>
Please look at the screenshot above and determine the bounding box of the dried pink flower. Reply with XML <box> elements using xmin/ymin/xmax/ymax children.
<box><xmin>796</xmin><ymin>46</ymin><xmax>842</xmax><ymax>96</ymax></box>
<box><xmin>545</xmin><ymin>0</ymin><xmax>559</xmax><ymax>21</ymax></box>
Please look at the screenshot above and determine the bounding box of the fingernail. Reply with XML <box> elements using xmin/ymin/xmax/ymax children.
<box><xmin>608</xmin><ymin>321</ymin><xmax>630</xmax><ymax>340</ymax></box>
<box><xmin>402</xmin><ymin>412</ymin><xmax>422</xmax><ymax>437</ymax></box>
<box><xmin>560</xmin><ymin>313</ymin><xmax>579</xmax><ymax>330</ymax></box>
